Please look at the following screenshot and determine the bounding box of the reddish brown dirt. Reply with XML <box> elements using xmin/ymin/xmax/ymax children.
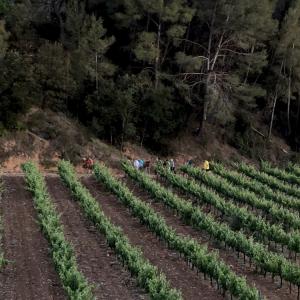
<box><xmin>0</xmin><ymin>176</ymin><xmax>66</xmax><ymax>300</ymax></box>
<box><xmin>45</xmin><ymin>177</ymin><xmax>148</xmax><ymax>300</ymax></box>
<box><xmin>81</xmin><ymin>176</ymin><xmax>225</xmax><ymax>300</ymax></box>
<box><xmin>122</xmin><ymin>175</ymin><xmax>299</xmax><ymax>300</ymax></box>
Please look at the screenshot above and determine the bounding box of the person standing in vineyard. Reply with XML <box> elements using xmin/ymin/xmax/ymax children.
<box><xmin>134</xmin><ymin>159</ymin><xmax>145</xmax><ymax>170</ymax></box>
<box><xmin>186</xmin><ymin>158</ymin><xmax>193</xmax><ymax>166</ymax></box>
<box><xmin>202</xmin><ymin>160</ymin><xmax>210</xmax><ymax>171</ymax></box>
<box><xmin>133</xmin><ymin>159</ymin><xmax>140</xmax><ymax>170</ymax></box>
<box><xmin>169</xmin><ymin>159</ymin><xmax>175</xmax><ymax>172</ymax></box>
<box><xmin>83</xmin><ymin>157</ymin><xmax>94</xmax><ymax>170</ymax></box>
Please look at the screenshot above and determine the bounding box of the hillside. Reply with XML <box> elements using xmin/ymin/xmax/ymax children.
<box><xmin>1</xmin><ymin>0</ymin><xmax>300</xmax><ymax>163</ymax></box>
<box><xmin>0</xmin><ymin>108</ymin><xmax>295</xmax><ymax>172</ymax></box>
<box><xmin>0</xmin><ymin>109</ymin><xmax>122</xmax><ymax>172</ymax></box>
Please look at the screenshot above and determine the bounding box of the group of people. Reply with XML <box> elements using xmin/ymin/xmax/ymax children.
<box><xmin>82</xmin><ymin>156</ymin><xmax>209</xmax><ymax>172</ymax></box>
<box><xmin>133</xmin><ymin>158</ymin><xmax>175</xmax><ymax>172</ymax></box>
<box><xmin>133</xmin><ymin>157</ymin><xmax>210</xmax><ymax>172</ymax></box>
<box><xmin>161</xmin><ymin>158</ymin><xmax>176</xmax><ymax>172</ymax></box>
<box><xmin>186</xmin><ymin>158</ymin><xmax>210</xmax><ymax>171</ymax></box>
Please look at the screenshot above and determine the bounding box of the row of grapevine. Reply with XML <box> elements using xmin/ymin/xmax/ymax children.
<box><xmin>261</xmin><ymin>161</ymin><xmax>300</xmax><ymax>186</ymax></box>
<box><xmin>288</xmin><ymin>163</ymin><xmax>300</xmax><ymax>178</ymax></box>
<box><xmin>210</xmin><ymin>162</ymin><xmax>300</xmax><ymax>212</ymax></box>
<box><xmin>235</xmin><ymin>162</ymin><xmax>300</xmax><ymax>198</ymax></box>
<box><xmin>181</xmin><ymin>165</ymin><xmax>300</xmax><ymax>230</ymax></box>
<box><xmin>155</xmin><ymin>165</ymin><xmax>300</xmax><ymax>254</ymax></box>
<box><xmin>58</xmin><ymin>160</ymin><xmax>182</xmax><ymax>300</ymax></box>
<box><xmin>93</xmin><ymin>162</ymin><xmax>260</xmax><ymax>300</ymax></box>
<box><xmin>22</xmin><ymin>162</ymin><xmax>94</xmax><ymax>300</ymax></box>
<box><xmin>0</xmin><ymin>179</ymin><xmax>6</xmax><ymax>269</ymax></box>
<box><xmin>122</xmin><ymin>161</ymin><xmax>300</xmax><ymax>290</ymax></box>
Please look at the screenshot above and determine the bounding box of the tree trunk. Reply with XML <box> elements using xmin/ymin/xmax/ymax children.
<box><xmin>296</xmin><ymin>96</ymin><xmax>300</xmax><ymax>128</ymax></box>
<box><xmin>154</xmin><ymin>17</ymin><xmax>162</xmax><ymax>90</ymax></box>
<box><xmin>198</xmin><ymin>3</ymin><xmax>216</xmax><ymax>136</ymax></box>
<box><xmin>295</xmin><ymin>96</ymin><xmax>300</xmax><ymax>151</ymax></box>
<box><xmin>95</xmin><ymin>52</ymin><xmax>99</xmax><ymax>94</ymax></box>
<box><xmin>197</xmin><ymin>72</ymin><xmax>212</xmax><ymax>136</ymax></box>
<box><xmin>287</xmin><ymin>67</ymin><xmax>292</xmax><ymax>136</ymax></box>
<box><xmin>269</xmin><ymin>60</ymin><xmax>284</xmax><ymax>140</ymax></box>
<box><xmin>140</xmin><ymin>120</ymin><xmax>147</xmax><ymax>148</ymax></box>
<box><xmin>120</xmin><ymin>118</ymin><xmax>125</xmax><ymax>152</ymax></box>
<box><xmin>183</xmin><ymin>21</ymin><xmax>191</xmax><ymax>53</ymax></box>
<box><xmin>110</xmin><ymin>128</ymin><xmax>113</xmax><ymax>145</ymax></box>
<box><xmin>244</xmin><ymin>44</ymin><xmax>255</xmax><ymax>84</ymax></box>
<box><xmin>203</xmin><ymin>72</ymin><xmax>212</xmax><ymax>122</ymax></box>
<box><xmin>268</xmin><ymin>90</ymin><xmax>278</xmax><ymax>140</ymax></box>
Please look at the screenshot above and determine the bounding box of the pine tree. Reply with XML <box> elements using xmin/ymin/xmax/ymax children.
<box><xmin>34</xmin><ymin>41</ymin><xmax>75</xmax><ymax>110</ymax></box>
<box><xmin>0</xmin><ymin>20</ymin><xmax>9</xmax><ymax>58</ymax></box>
<box><xmin>78</xmin><ymin>15</ymin><xmax>115</xmax><ymax>93</ymax></box>
<box><xmin>112</xmin><ymin>0</ymin><xmax>194</xmax><ymax>88</ymax></box>
<box><xmin>176</xmin><ymin>0</ymin><xmax>277</xmax><ymax>134</ymax></box>
<box><xmin>0</xmin><ymin>51</ymin><xmax>34</xmax><ymax>129</ymax></box>
<box><xmin>5</xmin><ymin>0</ymin><xmax>34</xmax><ymax>50</ymax></box>
<box><xmin>268</xmin><ymin>0</ymin><xmax>300</xmax><ymax>140</ymax></box>
<box><xmin>0</xmin><ymin>0</ymin><xmax>10</xmax><ymax>16</ymax></box>
<box><xmin>60</xmin><ymin>0</ymin><xmax>86</xmax><ymax>49</ymax></box>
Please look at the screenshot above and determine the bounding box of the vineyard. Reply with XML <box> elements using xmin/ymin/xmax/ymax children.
<box><xmin>0</xmin><ymin>161</ymin><xmax>300</xmax><ymax>299</ymax></box>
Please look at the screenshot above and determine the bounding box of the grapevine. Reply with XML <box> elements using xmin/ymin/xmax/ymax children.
<box><xmin>210</xmin><ymin>162</ymin><xmax>300</xmax><ymax>212</ymax></box>
<box><xmin>235</xmin><ymin>162</ymin><xmax>300</xmax><ymax>198</ymax></box>
<box><xmin>181</xmin><ymin>164</ymin><xmax>300</xmax><ymax>230</ymax></box>
<box><xmin>22</xmin><ymin>162</ymin><xmax>94</xmax><ymax>300</ymax></box>
<box><xmin>93</xmin><ymin>162</ymin><xmax>260</xmax><ymax>300</ymax></box>
<box><xmin>58</xmin><ymin>160</ymin><xmax>182</xmax><ymax>300</ymax></box>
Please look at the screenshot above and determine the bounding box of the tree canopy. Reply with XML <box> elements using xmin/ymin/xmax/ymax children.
<box><xmin>1</xmin><ymin>0</ymin><xmax>300</xmax><ymax>154</ymax></box>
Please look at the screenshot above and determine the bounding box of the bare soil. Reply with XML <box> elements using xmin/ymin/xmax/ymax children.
<box><xmin>45</xmin><ymin>177</ymin><xmax>148</xmax><ymax>300</ymax></box>
<box><xmin>124</xmin><ymin>175</ymin><xmax>299</xmax><ymax>300</ymax></box>
<box><xmin>0</xmin><ymin>176</ymin><xmax>66</xmax><ymax>300</ymax></box>
<box><xmin>82</xmin><ymin>176</ymin><xmax>225</xmax><ymax>300</ymax></box>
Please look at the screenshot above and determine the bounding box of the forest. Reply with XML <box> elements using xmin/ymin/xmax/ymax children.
<box><xmin>1</xmin><ymin>0</ymin><xmax>300</xmax><ymax>154</ymax></box>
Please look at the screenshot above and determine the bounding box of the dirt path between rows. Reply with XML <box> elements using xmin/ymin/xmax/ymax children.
<box><xmin>123</xmin><ymin>176</ymin><xmax>299</xmax><ymax>300</ymax></box>
<box><xmin>82</xmin><ymin>176</ymin><xmax>224</xmax><ymax>300</ymax></box>
<box><xmin>46</xmin><ymin>177</ymin><xmax>148</xmax><ymax>300</ymax></box>
<box><xmin>0</xmin><ymin>176</ymin><xmax>66</xmax><ymax>300</ymax></box>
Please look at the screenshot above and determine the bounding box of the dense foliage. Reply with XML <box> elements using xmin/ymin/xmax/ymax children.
<box><xmin>1</xmin><ymin>0</ymin><xmax>300</xmax><ymax>152</ymax></box>
<box><xmin>0</xmin><ymin>179</ymin><xmax>6</xmax><ymax>269</ymax></box>
<box><xmin>22</xmin><ymin>162</ymin><xmax>94</xmax><ymax>300</ymax></box>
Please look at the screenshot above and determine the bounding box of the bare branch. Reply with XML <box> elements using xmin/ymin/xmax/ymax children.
<box><xmin>220</xmin><ymin>48</ymin><xmax>253</xmax><ymax>56</ymax></box>
<box><xmin>173</xmin><ymin>38</ymin><xmax>208</xmax><ymax>53</ymax></box>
